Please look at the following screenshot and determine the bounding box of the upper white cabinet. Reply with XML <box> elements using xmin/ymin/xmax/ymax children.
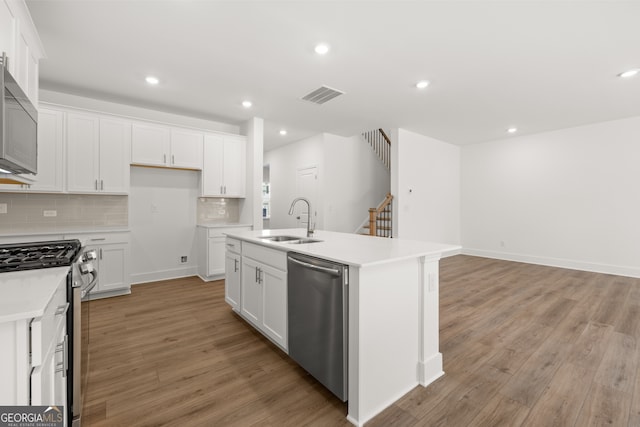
<box><xmin>0</xmin><ymin>0</ymin><xmax>45</xmax><ymax>104</ymax></box>
<box><xmin>66</xmin><ymin>113</ymin><xmax>130</xmax><ymax>194</ymax></box>
<box><xmin>131</xmin><ymin>123</ymin><xmax>203</xmax><ymax>170</ymax></box>
<box><xmin>0</xmin><ymin>107</ymin><xmax>64</xmax><ymax>192</ymax></box>
<box><xmin>202</xmin><ymin>134</ymin><xmax>246</xmax><ymax>197</ymax></box>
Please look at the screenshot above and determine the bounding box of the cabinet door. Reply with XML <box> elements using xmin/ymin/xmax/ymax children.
<box><xmin>207</xmin><ymin>236</ymin><xmax>226</xmax><ymax>276</ymax></box>
<box><xmin>97</xmin><ymin>243</ymin><xmax>129</xmax><ymax>293</ymax></box>
<box><xmin>223</xmin><ymin>136</ymin><xmax>246</xmax><ymax>197</ymax></box>
<box><xmin>241</xmin><ymin>257</ymin><xmax>262</xmax><ymax>327</ymax></box>
<box><xmin>67</xmin><ymin>113</ymin><xmax>100</xmax><ymax>192</ymax></box>
<box><xmin>0</xmin><ymin>5</ymin><xmax>16</xmax><ymax>78</ymax></box>
<box><xmin>201</xmin><ymin>134</ymin><xmax>224</xmax><ymax>196</ymax></box>
<box><xmin>131</xmin><ymin>123</ymin><xmax>170</xmax><ymax>166</ymax></box>
<box><xmin>261</xmin><ymin>264</ymin><xmax>287</xmax><ymax>350</ymax></box>
<box><xmin>225</xmin><ymin>252</ymin><xmax>241</xmax><ymax>310</ymax></box>
<box><xmin>170</xmin><ymin>129</ymin><xmax>203</xmax><ymax>169</ymax></box>
<box><xmin>99</xmin><ymin>118</ymin><xmax>131</xmax><ymax>193</ymax></box>
<box><xmin>30</xmin><ymin>108</ymin><xmax>64</xmax><ymax>192</ymax></box>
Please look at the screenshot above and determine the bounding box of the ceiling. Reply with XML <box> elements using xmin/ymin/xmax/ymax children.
<box><xmin>25</xmin><ymin>1</ymin><xmax>640</xmax><ymax>151</ymax></box>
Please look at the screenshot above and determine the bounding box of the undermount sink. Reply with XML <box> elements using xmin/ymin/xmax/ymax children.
<box><xmin>258</xmin><ymin>235</ymin><xmax>300</xmax><ymax>242</ymax></box>
<box><xmin>258</xmin><ymin>235</ymin><xmax>323</xmax><ymax>244</ymax></box>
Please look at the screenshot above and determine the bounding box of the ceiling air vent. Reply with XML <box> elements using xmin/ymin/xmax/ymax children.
<box><xmin>301</xmin><ymin>85</ymin><xmax>344</xmax><ymax>105</ymax></box>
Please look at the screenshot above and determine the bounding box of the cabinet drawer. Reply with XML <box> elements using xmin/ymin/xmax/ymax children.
<box><xmin>64</xmin><ymin>232</ymin><xmax>129</xmax><ymax>245</ymax></box>
<box><xmin>243</xmin><ymin>243</ymin><xmax>287</xmax><ymax>271</ymax></box>
<box><xmin>31</xmin><ymin>277</ymin><xmax>67</xmax><ymax>367</ymax></box>
<box><xmin>225</xmin><ymin>237</ymin><xmax>242</xmax><ymax>255</ymax></box>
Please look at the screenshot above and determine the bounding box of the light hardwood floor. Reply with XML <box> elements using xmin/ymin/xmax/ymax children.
<box><xmin>83</xmin><ymin>255</ymin><xmax>640</xmax><ymax>426</ymax></box>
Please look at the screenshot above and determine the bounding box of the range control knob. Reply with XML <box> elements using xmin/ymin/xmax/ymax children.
<box><xmin>81</xmin><ymin>250</ymin><xmax>97</xmax><ymax>262</ymax></box>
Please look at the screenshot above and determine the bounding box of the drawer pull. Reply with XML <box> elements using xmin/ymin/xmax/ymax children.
<box><xmin>55</xmin><ymin>303</ymin><xmax>69</xmax><ymax>316</ymax></box>
<box><xmin>90</xmin><ymin>238</ymin><xmax>106</xmax><ymax>241</ymax></box>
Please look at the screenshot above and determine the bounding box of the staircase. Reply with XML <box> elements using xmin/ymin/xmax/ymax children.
<box><xmin>357</xmin><ymin>128</ymin><xmax>393</xmax><ymax>237</ymax></box>
<box><xmin>361</xmin><ymin>128</ymin><xmax>391</xmax><ymax>170</ymax></box>
<box><xmin>357</xmin><ymin>193</ymin><xmax>393</xmax><ymax>237</ymax></box>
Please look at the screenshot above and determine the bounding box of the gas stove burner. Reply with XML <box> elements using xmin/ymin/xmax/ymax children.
<box><xmin>0</xmin><ymin>239</ymin><xmax>82</xmax><ymax>272</ymax></box>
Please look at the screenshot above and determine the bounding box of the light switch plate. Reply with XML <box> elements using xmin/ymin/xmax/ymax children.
<box><xmin>43</xmin><ymin>210</ymin><xmax>57</xmax><ymax>217</ymax></box>
<box><xmin>0</xmin><ymin>203</ymin><xmax>7</xmax><ymax>214</ymax></box>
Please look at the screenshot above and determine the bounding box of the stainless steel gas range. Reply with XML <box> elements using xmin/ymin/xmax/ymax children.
<box><xmin>0</xmin><ymin>239</ymin><xmax>97</xmax><ymax>426</ymax></box>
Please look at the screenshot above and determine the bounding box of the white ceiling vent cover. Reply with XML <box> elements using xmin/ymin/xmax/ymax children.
<box><xmin>301</xmin><ymin>86</ymin><xmax>345</xmax><ymax>105</ymax></box>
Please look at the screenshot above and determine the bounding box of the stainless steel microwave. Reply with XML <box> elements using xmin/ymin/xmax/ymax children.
<box><xmin>0</xmin><ymin>52</ymin><xmax>38</xmax><ymax>175</ymax></box>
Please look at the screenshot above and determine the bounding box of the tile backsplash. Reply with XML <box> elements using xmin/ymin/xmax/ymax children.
<box><xmin>197</xmin><ymin>198</ymin><xmax>240</xmax><ymax>224</ymax></box>
<box><xmin>0</xmin><ymin>193</ymin><xmax>128</xmax><ymax>234</ymax></box>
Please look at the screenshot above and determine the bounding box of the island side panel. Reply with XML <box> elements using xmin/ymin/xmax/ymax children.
<box><xmin>347</xmin><ymin>259</ymin><xmax>421</xmax><ymax>426</ymax></box>
<box><xmin>418</xmin><ymin>255</ymin><xmax>444</xmax><ymax>385</ymax></box>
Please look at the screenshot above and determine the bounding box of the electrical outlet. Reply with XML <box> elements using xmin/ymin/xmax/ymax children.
<box><xmin>500</xmin><ymin>241</ymin><xmax>505</xmax><ymax>248</ymax></box>
<box><xmin>0</xmin><ymin>203</ymin><xmax>7</xmax><ymax>214</ymax></box>
<box><xmin>181</xmin><ymin>256</ymin><xmax>187</xmax><ymax>263</ymax></box>
<box><xmin>43</xmin><ymin>210</ymin><xmax>57</xmax><ymax>217</ymax></box>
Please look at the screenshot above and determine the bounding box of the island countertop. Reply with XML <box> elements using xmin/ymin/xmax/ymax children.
<box><xmin>224</xmin><ymin>228</ymin><xmax>460</xmax><ymax>267</ymax></box>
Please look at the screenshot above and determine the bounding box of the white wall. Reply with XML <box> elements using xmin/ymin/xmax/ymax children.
<box><xmin>264</xmin><ymin>134</ymin><xmax>325</xmax><ymax>230</ymax></box>
<box><xmin>323</xmin><ymin>134</ymin><xmax>390</xmax><ymax>233</ymax></box>
<box><xmin>392</xmin><ymin>128</ymin><xmax>461</xmax><ymax>245</ymax></box>
<box><xmin>239</xmin><ymin>117</ymin><xmax>264</xmax><ymax>229</ymax></box>
<box><xmin>129</xmin><ymin>167</ymin><xmax>199</xmax><ymax>283</ymax></box>
<box><xmin>461</xmin><ymin>116</ymin><xmax>640</xmax><ymax>277</ymax></box>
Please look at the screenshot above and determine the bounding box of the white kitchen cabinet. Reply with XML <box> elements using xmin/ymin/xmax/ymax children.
<box><xmin>197</xmin><ymin>226</ymin><xmax>251</xmax><ymax>281</ymax></box>
<box><xmin>131</xmin><ymin>123</ymin><xmax>203</xmax><ymax>170</ymax></box>
<box><xmin>224</xmin><ymin>240</ymin><xmax>241</xmax><ymax>310</ymax></box>
<box><xmin>239</xmin><ymin>242</ymin><xmax>287</xmax><ymax>351</ymax></box>
<box><xmin>0</xmin><ymin>0</ymin><xmax>44</xmax><ymax>105</ymax></box>
<box><xmin>66</xmin><ymin>232</ymin><xmax>131</xmax><ymax>298</ymax></box>
<box><xmin>0</xmin><ymin>107</ymin><xmax>64</xmax><ymax>192</ymax></box>
<box><xmin>201</xmin><ymin>134</ymin><xmax>246</xmax><ymax>197</ymax></box>
<box><xmin>0</xmin><ymin>271</ymin><xmax>67</xmax><ymax>412</ymax></box>
<box><xmin>66</xmin><ymin>113</ymin><xmax>130</xmax><ymax>194</ymax></box>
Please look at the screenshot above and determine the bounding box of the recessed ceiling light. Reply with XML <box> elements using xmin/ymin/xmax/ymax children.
<box><xmin>279</xmin><ymin>129</ymin><xmax>287</xmax><ymax>136</ymax></box>
<box><xmin>242</xmin><ymin>100</ymin><xmax>252</xmax><ymax>108</ymax></box>
<box><xmin>416</xmin><ymin>80</ymin><xmax>430</xmax><ymax>89</ymax></box>
<box><xmin>618</xmin><ymin>68</ymin><xmax>639</xmax><ymax>78</ymax></box>
<box><xmin>145</xmin><ymin>76</ymin><xmax>159</xmax><ymax>85</ymax></box>
<box><xmin>314</xmin><ymin>43</ymin><xmax>330</xmax><ymax>55</ymax></box>
<box><xmin>507</xmin><ymin>127</ymin><xmax>518</xmax><ymax>134</ymax></box>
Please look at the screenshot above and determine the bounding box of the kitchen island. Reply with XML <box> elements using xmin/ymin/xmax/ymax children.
<box><xmin>224</xmin><ymin>228</ymin><xmax>460</xmax><ymax>426</ymax></box>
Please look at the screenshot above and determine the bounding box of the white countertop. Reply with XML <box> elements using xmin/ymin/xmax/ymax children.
<box><xmin>224</xmin><ymin>228</ymin><xmax>461</xmax><ymax>267</ymax></box>
<box><xmin>196</xmin><ymin>223</ymin><xmax>252</xmax><ymax>229</ymax></box>
<box><xmin>0</xmin><ymin>267</ymin><xmax>69</xmax><ymax>323</ymax></box>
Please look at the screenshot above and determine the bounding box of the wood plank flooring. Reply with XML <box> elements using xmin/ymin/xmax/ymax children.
<box><xmin>83</xmin><ymin>255</ymin><xmax>640</xmax><ymax>426</ymax></box>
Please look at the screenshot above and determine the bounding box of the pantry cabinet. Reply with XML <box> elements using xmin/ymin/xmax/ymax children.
<box><xmin>131</xmin><ymin>123</ymin><xmax>203</xmax><ymax>170</ymax></box>
<box><xmin>66</xmin><ymin>113</ymin><xmax>130</xmax><ymax>194</ymax></box>
<box><xmin>201</xmin><ymin>134</ymin><xmax>246</xmax><ymax>197</ymax></box>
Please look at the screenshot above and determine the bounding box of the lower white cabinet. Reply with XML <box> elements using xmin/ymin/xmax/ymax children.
<box><xmin>224</xmin><ymin>238</ymin><xmax>242</xmax><ymax>310</ymax></box>
<box><xmin>66</xmin><ymin>232</ymin><xmax>131</xmax><ymax>298</ymax></box>
<box><xmin>0</xmin><ymin>273</ymin><xmax>67</xmax><ymax>418</ymax></box>
<box><xmin>237</xmin><ymin>242</ymin><xmax>288</xmax><ymax>351</ymax></box>
<box><xmin>197</xmin><ymin>226</ymin><xmax>251</xmax><ymax>281</ymax></box>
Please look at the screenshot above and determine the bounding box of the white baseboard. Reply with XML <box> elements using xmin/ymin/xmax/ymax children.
<box><xmin>131</xmin><ymin>266</ymin><xmax>199</xmax><ymax>285</ymax></box>
<box><xmin>462</xmin><ymin>248</ymin><xmax>640</xmax><ymax>278</ymax></box>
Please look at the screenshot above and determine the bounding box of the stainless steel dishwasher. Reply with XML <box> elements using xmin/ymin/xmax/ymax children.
<box><xmin>287</xmin><ymin>252</ymin><xmax>348</xmax><ymax>401</ymax></box>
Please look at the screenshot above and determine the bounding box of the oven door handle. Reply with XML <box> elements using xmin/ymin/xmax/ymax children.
<box><xmin>80</xmin><ymin>271</ymin><xmax>99</xmax><ymax>299</ymax></box>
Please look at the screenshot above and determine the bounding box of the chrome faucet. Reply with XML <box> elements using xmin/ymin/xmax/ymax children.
<box><xmin>288</xmin><ymin>197</ymin><xmax>314</xmax><ymax>237</ymax></box>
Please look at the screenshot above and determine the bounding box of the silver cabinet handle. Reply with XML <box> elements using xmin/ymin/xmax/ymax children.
<box><xmin>255</xmin><ymin>266</ymin><xmax>258</xmax><ymax>283</ymax></box>
<box><xmin>95</xmin><ymin>179</ymin><xmax>98</xmax><ymax>190</ymax></box>
<box><xmin>172</xmin><ymin>154</ymin><xmax>175</xmax><ymax>164</ymax></box>
<box><xmin>101</xmin><ymin>180</ymin><xmax>104</xmax><ymax>190</ymax></box>
<box><xmin>164</xmin><ymin>153</ymin><xmax>167</xmax><ymax>164</ymax></box>
<box><xmin>55</xmin><ymin>302</ymin><xmax>70</xmax><ymax>316</ymax></box>
<box><xmin>90</xmin><ymin>238</ymin><xmax>106</xmax><ymax>241</ymax></box>
<box><xmin>220</xmin><ymin>185</ymin><xmax>223</xmax><ymax>194</ymax></box>
<box><xmin>100</xmin><ymin>248</ymin><xmax>103</xmax><ymax>260</ymax></box>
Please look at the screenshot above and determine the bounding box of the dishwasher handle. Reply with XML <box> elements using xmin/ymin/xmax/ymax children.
<box><xmin>288</xmin><ymin>256</ymin><xmax>341</xmax><ymax>276</ymax></box>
